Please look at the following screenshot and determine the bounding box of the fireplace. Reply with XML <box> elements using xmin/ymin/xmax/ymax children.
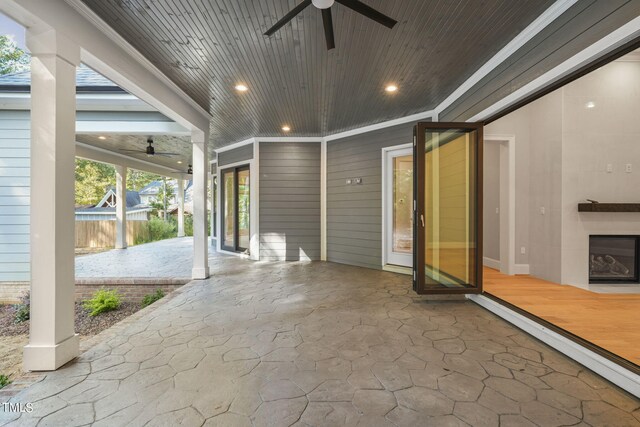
<box><xmin>589</xmin><ymin>236</ymin><xmax>640</xmax><ymax>284</ymax></box>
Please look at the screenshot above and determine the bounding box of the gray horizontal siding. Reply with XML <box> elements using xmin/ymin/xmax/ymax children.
<box><xmin>0</xmin><ymin>110</ymin><xmax>30</xmax><ymax>282</ymax></box>
<box><xmin>327</xmin><ymin>123</ymin><xmax>414</xmax><ymax>270</ymax></box>
<box><xmin>260</xmin><ymin>142</ymin><xmax>320</xmax><ymax>261</ymax></box>
<box><xmin>218</xmin><ymin>143</ymin><xmax>253</xmax><ymax>167</ymax></box>
<box><xmin>441</xmin><ymin>0</ymin><xmax>640</xmax><ymax>121</ymax></box>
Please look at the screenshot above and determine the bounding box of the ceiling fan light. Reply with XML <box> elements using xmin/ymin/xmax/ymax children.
<box><xmin>312</xmin><ymin>0</ymin><xmax>334</xmax><ymax>9</ymax></box>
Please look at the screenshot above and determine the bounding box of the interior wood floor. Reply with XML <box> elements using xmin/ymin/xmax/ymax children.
<box><xmin>483</xmin><ymin>267</ymin><xmax>640</xmax><ymax>366</ymax></box>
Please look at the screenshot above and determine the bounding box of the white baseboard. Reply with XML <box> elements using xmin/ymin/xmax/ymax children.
<box><xmin>483</xmin><ymin>257</ymin><xmax>501</xmax><ymax>270</ymax></box>
<box><xmin>514</xmin><ymin>264</ymin><xmax>530</xmax><ymax>275</ymax></box>
<box><xmin>468</xmin><ymin>294</ymin><xmax>640</xmax><ymax>398</ymax></box>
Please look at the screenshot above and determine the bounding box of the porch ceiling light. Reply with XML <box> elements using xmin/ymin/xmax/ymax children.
<box><xmin>385</xmin><ymin>84</ymin><xmax>398</xmax><ymax>93</ymax></box>
<box><xmin>177</xmin><ymin>161</ymin><xmax>183</xmax><ymax>164</ymax></box>
<box><xmin>585</xmin><ymin>101</ymin><xmax>596</xmax><ymax>109</ymax></box>
<box><xmin>282</xmin><ymin>125</ymin><xmax>291</xmax><ymax>132</ymax></box>
<box><xmin>235</xmin><ymin>84</ymin><xmax>249</xmax><ymax>92</ymax></box>
<box><xmin>98</xmin><ymin>136</ymin><xmax>107</xmax><ymax>140</ymax></box>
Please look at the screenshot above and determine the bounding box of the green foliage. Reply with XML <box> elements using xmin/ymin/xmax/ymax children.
<box><xmin>141</xmin><ymin>289</ymin><xmax>165</xmax><ymax>308</ymax></box>
<box><xmin>0</xmin><ymin>35</ymin><xmax>29</xmax><ymax>76</ymax></box>
<box><xmin>0</xmin><ymin>374</ymin><xmax>10</xmax><ymax>389</ymax></box>
<box><xmin>127</xmin><ymin>169</ymin><xmax>161</xmax><ymax>192</ymax></box>
<box><xmin>83</xmin><ymin>289</ymin><xmax>122</xmax><ymax>317</ymax></box>
<box><xmin>135</xmin><ymin>217</ymin><xmax>177</xmax><ymax>245</ymax></box>
<box><xmin>12</xmin><ymin>292</ymin><xmax>30</xmax><ymax>324</ymax></box>
<box><xmin>75</xmin><ymin>159</ymin><xmax>116</xmax><ymax>206</ymax></box>
<box><xmin>148</xmin><ymin>216</ymin><xmax>177</xmax><ymax>241</ymax></box>
<box><xmin>184</xmin><ymin>215</ymin><xmax>194</xmax><ymax>237</ymax></box>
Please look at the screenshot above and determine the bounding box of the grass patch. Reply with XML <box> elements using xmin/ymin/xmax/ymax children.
<box><xmin>141</xmin><ymin>289</ymin><xmax>165</xmax><ymax>308</ymax></box>
<box><xmin>0</xmin><ymin>374</ymin><xmax>10</xmax><ymax>389</ymax></box>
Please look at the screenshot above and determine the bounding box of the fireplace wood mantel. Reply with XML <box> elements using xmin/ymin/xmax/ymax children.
<box><xmin>578</xmin><ymin>203</ymin><xmax>640</xmax><ymax>212</ymax></box>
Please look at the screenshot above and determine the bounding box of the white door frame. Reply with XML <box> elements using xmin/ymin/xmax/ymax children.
<box><xmin>484</xmin><ymin>135</ymin><xmax>516</xmax><ymax>275</ymax></box>
<box><xmin>382</xmin><ymin>143</ymin><xmax>414</xmax><ymax>268</ymax></box>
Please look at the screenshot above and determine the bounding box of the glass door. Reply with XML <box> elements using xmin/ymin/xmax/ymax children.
<box><xmin>384</xmin><ymin>147</ymin><xmax>413</xmax><ymax>268</ymax></box>
<box><xmin>413</xmin><ymin>122</ymin><xmax>483</xmax><ymax>294</ymax></box>
<box><xmin>221</xmin><ymin>166</ymin><xmax>250</xmax><ymax>253</ymax></box>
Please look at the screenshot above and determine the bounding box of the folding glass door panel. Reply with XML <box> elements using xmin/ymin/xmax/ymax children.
<box><xmin>221</xmin><ymin>166</ymin><xmax>250</xmax><ymax>253</ymax></box>
<box><xmin>413</xmin><ymin>122</ymin><xmax>483</xmax><ymax>294</ymax></box>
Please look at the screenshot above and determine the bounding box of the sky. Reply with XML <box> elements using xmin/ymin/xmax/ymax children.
<box><xmin>0</xmin><ymin>12</ymin><xmax>26</xmax><ymax>50</ymax></box>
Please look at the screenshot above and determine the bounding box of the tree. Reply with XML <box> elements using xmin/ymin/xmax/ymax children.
<box><xmin>74</xmin><ymin>159</ymin><xmax>116</xmax><ymax>206</ymax></box>
<box><xmin>0</xmin><ymin>35</ymin><xmax>29</xmax><ymax>76</ymax></box>
<box><xmin>127</xmin><ymin>169</ymin><xmax>160</xmax><ymax>192</ymax></box>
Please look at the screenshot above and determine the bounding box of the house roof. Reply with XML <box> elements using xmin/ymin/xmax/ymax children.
<box><xmin>95</xmin><ymin>188</ymin><xmax>144</xmax><ymax>208</ymax></box>
<box><xmin>139</xmin><ymin>179</ymin><xmax>192</xmax><ymax>196</ymax></box>
<box><xmin>0</xmin><ymin>64</ymin><xmax>124</xmax><ymax>93</ymax></box>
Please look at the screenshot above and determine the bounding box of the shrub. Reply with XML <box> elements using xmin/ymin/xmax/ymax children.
<box><xmin>184</xmin><ymin>215</ymin><xmax>194</xmax><ymax>237</ymax></box>
<box><xmin>0</xmin><ymin>374</ymin><xmax>10</xmax><ymax>389</ymax></box>
<box><xmin>83</xmin><ymin>289</ymin><xmax>122</xmax><ymax>317</ymax></box>
<box><xmin>141</xmin><ymin>289</ymin><xmax>165</xmax><ymax>308</ymax></box>
<box><xmin>12</xmin><ymin>292</ymin><xmax>30</xmax><ymax>324</ymax></box>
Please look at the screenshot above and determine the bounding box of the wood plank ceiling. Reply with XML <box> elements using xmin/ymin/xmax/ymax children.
<box><xmin>80</xmin><ymin>0</ymin><xmax>554</xmax><ymax>148</ymax></box>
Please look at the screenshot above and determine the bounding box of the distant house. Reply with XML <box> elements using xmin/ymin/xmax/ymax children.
<box><xmin>139</xmin><ymin>179</ymin><xmax>192</xmax><ymax>205</ymax></box>
<box><xmin>75</xmin><ymin>188</ymin><xmax>152</xmax><ymax>221</ymax></box>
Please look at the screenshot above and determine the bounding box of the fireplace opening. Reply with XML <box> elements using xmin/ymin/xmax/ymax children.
<box><xmin>589</xmin><ymin>235</ymin><xmax>640</xmax><ymax>284</ymax></box>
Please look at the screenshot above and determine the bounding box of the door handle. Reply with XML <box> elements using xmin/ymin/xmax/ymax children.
<box><xmin>420</xmin><ymin>214</ymin><xmax>425</xmax><ymax>227</ymax></box>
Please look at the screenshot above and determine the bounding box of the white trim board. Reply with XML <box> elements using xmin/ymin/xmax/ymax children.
<box><xmin>320</xmin><ymin>139</ymin><xmax>327</xmax><ymax>261</ymax></box>
<box><xmin>483</xmin><ymin>257</ymin><xmax>501</xmax><ymax>270</ymax></box>
<box><xmin>468</xmin><ymin>294</ymin><xmax>640</xmax><ymax>398</ymax></box>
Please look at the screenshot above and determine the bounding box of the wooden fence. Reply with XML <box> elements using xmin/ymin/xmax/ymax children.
<box><xmin>75</xmin><ymin>221</ymin><xmax>149</xmax><ymax>248</ymax></box>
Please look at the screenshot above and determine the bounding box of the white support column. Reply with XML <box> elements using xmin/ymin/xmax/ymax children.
<box><xmin>177</xmin><ymin>178</ymin><xmax>185</xmax><ymax>237</ymax></box>
<box><xmin>23</xmin><ymin>28</ymin><xmax>80</xmax><ymax>371</ymax></box>
<box><xmin>209</xmin><ymin>172</ymin><xmax>215</xmax><ymax>245</ymax></box>
<box><xmin>192</xmin><ymin>129</ymin><xmax>210</xmax><ymax>279</ymax></box>
<box><xmin>115</xmin><ymin>165</ymin><xmax>127</xmax><ymax>249</ymax></box>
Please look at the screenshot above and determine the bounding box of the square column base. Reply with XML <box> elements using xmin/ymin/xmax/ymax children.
<box><xmin>192</xmin><ymin>267</ymin><xmax>210</xmax><ymax>280</ymax></box>
<box><xmin>23</xmin><ymin>334</ymin><xmax>79</xmax><ymax>371</ymax></box>
<box><xmin>177</xmin><ymin>232</ymin><xmax>186</xmax><ymax>238</ymax></box>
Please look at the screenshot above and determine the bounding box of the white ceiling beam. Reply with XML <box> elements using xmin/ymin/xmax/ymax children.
<box><xmin>76</xmin><ymin>120</ymin><xmax>190</xmax><ymax>136</ymax></box>
<box><xmin>75</xmin><ymin>141</ymin><xmax>185</xmax><ymax>179</ymax></box>
<box><xmin>0</xmin><ymin>0</ymin><xmax>211</xmax><ymax>133</ymax></box>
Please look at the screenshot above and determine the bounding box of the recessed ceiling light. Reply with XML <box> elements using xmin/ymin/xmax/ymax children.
<box><xmin>235</xmin><ymin>84</ymin><xmax>248</xmax><ymax>92</ymax></box>
<box><xmin>98</xmin><ymin>136</ymin><xmax>107</xmax><ymax>140</ymax></box>
<box><xmin>177</xmin><ymin>161</ymin><xmax>183</xmax><ymax>164</ymax></box>
<box><xmin>385</xmin><ymin>84</ymin><xmax>398</xmax><ymax>93</ymax></box>
<box><xmin>585</xmin><ymin>101</ymin><xmax>596</xmax><ymax>109</ymax></box>
<box><xmin>282</xmin><ymin>125</ymin><xmax>291</xmax><ymax>132</ymax></box>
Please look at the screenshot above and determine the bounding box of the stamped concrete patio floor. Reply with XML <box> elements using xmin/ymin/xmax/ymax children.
<box><xmin>2</xmin><ymin>259</ymin><xmax>639</xmax><ymax>426</ymax></box>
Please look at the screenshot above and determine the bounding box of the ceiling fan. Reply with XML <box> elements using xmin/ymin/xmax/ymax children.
<box><xmin>120</xmin><ymin>137</ymin><xmax>181</xmax><ymax>158</ymax></box>
<box><xmin>264</xmin><ymin>0</ymin><xmax>397</xmax><ymax>50</ymax></box>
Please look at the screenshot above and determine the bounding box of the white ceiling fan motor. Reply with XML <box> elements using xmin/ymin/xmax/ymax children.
<box><xmin>312</xmin><ymin>0</ymin><xmax>334</xmax><ymax>9</ymax></box>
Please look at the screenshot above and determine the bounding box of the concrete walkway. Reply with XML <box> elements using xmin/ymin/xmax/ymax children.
<box><xmin>2</xmin><ymin>258</ymin><xmax>639</xmax><ymax>426</ymax></box>
<box><xmin>75</xmin><ymin>237</ymin><xmax>222</xmax><ymax>279</ymax></box>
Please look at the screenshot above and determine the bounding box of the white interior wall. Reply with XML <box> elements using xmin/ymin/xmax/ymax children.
<box><xmin>483</xmin><ymin>143</ymin><xmax>501</xmax><ymax>262</ymax></box>
<box><xmin>486</xmin><ymin>56</ymin><xmax>640</xmax><ymax>287</ymax></box>
<box><xmin>484</xmin><ymin>106</ymin><xmax>532</xmax><ymax>267</ymax></box>
<box><xmin>560</xmin><ymin>59</ymin><xmax>640</xmax><ymax>286</ymax></box>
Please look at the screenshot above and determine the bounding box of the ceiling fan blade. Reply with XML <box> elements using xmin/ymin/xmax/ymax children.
<box><xmin>321</xmin><ymin>8</ymin><xmax>336</xmax><ymax>50</ymax></box>
<box><xmin>155</xmin><ymin>152</ymin><xmax>181</xmax><ymax>158</ymax></box>
<box><xmin>335</xmin><ymin>0</ymin><xmax>397</xmax><ymax>29</ymax></box>
<box><xmin>119</xmin><ymin>149</ymin><xmax>145</xmax><ymax>153</ymax></box>
<box><xmin>264</xmin><ymin>0</ymin><xmax>312</xmax><ymax>36</ymax></box>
